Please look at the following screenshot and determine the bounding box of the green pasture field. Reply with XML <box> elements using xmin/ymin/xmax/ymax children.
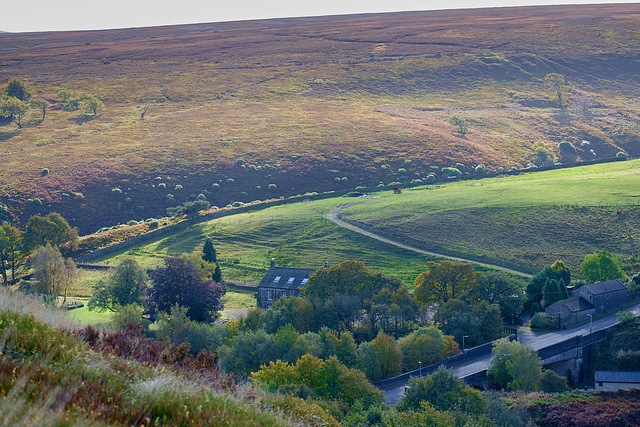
<box><xmin>91</xmin><ymin>198</ymin><xmax>441</xmax><ymax>288</ymax></box>
<box><xmin>340</xmin><ymin>159</ymin><xmax>640</xmax><ymax>274</ymax></box>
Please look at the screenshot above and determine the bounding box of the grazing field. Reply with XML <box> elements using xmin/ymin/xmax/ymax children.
<box><xmin>1</xmin><ymin>4</ymin><xmax>639</xmax><ymax>233</ymax></box>
<box><xmin>340</xmin><ymin>159</ymin><xmax>640</xmax><ymax>274</ymax></box>
<box><xmin>91</xmin><ymin>197</ymin><xmax>441</xmax><ymax>287</ymax></box>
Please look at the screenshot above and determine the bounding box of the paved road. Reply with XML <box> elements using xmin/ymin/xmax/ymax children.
<box><xmin>383</xmin><ymin>303</ymin><xmax>640</xmax><ymax>405</ymax></box>
<box><xmin>326</xmin><ymin>205</ymin><xmax>532</xmax><ymax>278</ymax></box>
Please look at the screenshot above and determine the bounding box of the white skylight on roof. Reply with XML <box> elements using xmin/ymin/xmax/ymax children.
<box><xmin>301</xmin><ymin>278</ymin><xmax>308</xmax><ymax>284</ymax></box>
<box><xmin>287</xmin><ymin>277</ymin><xmax>295</xmax><ymax>284</ymax></box>
<box><xmin>273</xmin><ymin>276</ymin><xmax>281</xmax><ymax>282</ymax></box>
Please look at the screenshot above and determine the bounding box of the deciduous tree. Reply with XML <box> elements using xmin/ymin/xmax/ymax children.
<box><xmin>145</xmin><ymin>257</ymin><xmax>225</xmax><ymax>321</ymax></box>
<box><xmin>302</xmin><ymin>260</ymin><xmax>370</xmax><ymax>299</ymax></box>
<box><xmin>545</xmin><ymin>73</ymin><xmax>566</xmax><ymax>109</ymax></box>
<box><xmin>472</xmin><ymin>271</ymin><xmax>525</xmax><ymax>318</ymax></box>
<box><xmin>488</xmin><ymin>338</ymin><xmax>542</xmax><ymax>391</ymax></box>
<box><xmin>31</xmin><ymin>244</ymin><xmax>76</xmax><ymax>301</ymax></box>
<box><xmin>4</xmin><ymin>78</ymin><xmax>31</xmax><ymax>101</ymax></box>
<box><xmin>0</xmin><ymin>97</ymin><xmax>29</xmax><ymax>128</ymax></box>
<box><xmin>23</xmin><ymin>213</ymin><xmax>78</xmax><ymax>253</ymax></box>
<box><xmin>30</xmin><ymin>98</ymin><xmax>48</xmax><ymax>120</ymax></box>
<box><xmin>414</xmin><ymin>261</ymin><xmax>478</xmax><ymax>304</ymax></box>
<box><xmin>83</xmin><ymin>94</ymin><xmax>104</xmax><ymax>115</ymax></box>
<box><xmin>580</xmin><ymin>250</ymin><xmax>626</xmax><ymax>283</ymax></box>
<box><xmin>89</xmin><ymin>258</ymin><xmax>147</xmax><ymax>312</ymax></box>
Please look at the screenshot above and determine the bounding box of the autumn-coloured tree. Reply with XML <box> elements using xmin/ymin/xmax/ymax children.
<box><xmin>414</xmin><ymin>261</ymin><xmax>479</xmax><ymax>304</ymax></box>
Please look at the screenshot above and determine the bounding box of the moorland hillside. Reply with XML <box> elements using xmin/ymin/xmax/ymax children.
<box><xmin>1</xmin><ymin>4</ymin><xmax>639</xmax><ymax>232</ymax></box>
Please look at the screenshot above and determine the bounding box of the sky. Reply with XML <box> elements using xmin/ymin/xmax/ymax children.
<box><xmin>1</xmin><ymin>0</ymin><xmax>638</xmax><ymax>33</ymax></box>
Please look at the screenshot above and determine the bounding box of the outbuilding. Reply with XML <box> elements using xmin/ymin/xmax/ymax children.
<box><xmin>595</xmin><ymin>371</ymin><xmax>640</xmax><ymax>391</ymax></box>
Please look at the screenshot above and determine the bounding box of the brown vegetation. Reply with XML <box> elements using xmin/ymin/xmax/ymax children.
<box><xmin>1</xmin><ymin>4</ymin><xmax>640</xmax><ymax>232</ymax></box>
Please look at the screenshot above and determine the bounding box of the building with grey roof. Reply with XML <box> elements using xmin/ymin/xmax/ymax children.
<box><xmin>595</xmin><ymin>371</ymin><xmax>640</xmax><ymax>391</ymax></box>
<box><xmin>256</xmin><ymin>259</ymin><xmax>318</xmax><ymax>309</ymax></box>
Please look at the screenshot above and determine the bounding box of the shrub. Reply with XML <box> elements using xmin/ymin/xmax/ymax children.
<box><xmin>212</xmin><ymin>183</ymin><xmax>220</xmax><ymax>189</ymax></box>
<box><xmin>226</xmin><ymin>178</ymin><xmax>235</xmax><ymax>184</ymax></box>
<box><xmin>174</xmin><ymin>184</ymin><xmax>183</xmax><ymax>191</ymax></box>
<box><xmin>158</xmin><ymin>182</ymin><xmax>166</xmax><ymax>189</ymax></box>
<box><xmin>30</xmin><ymin>198</ymin><xmax>43</xmax><ymax>206</ymax></box>
<box><xmin>124</xmin><ymin>198</ymin><xmax>131</xmax><ymax>203</ymax></box>
<box><xmin>111</xmin><ymin>188</ymin><xmax>123</xmax><ymax>195</ymax></box>
<box><xmin>255</xmin><ymin>185</ymin><xmax>262</xmax><ymax>190</ymax></box>
<box><xmin>41</xmin><ymin>168</ymin><xmax>49</xmax><ymax>177</ymax></box>
<box><xmin>539</xmin><ymin>370</ymin><xmax>569</xmax><ymax>392</ymax></box>
<box><xmin>196</xmin><ymin>193</ymin><xmax>207</xmax><ymax>201</ymax></box>
<box><xmin>232</xmin><ymin>201</ymin><xmax>243</xmax><ymax>207</ymax></box>
<box><xmin>165</xmin><ymin>194</ymin><xmax>176</xmax><ymax>205</ymax></box>
<box><xmin>581</xmin><ymin>140</ymin><xmax>591</xmax><ymax>149</ymax></box>
<box><xmin>425</xmin><ymin>174</ymin><xmax>436</xmax><ymax>184</ymax></box>
<box><xmin>530</xmin><ymin>312</ymin><xmax>556</xmax><ymax>330</ymax></box>
<box><xmin>558</xmin><ymin>141</ymin><xmax>577</xmax><ymax>154</ymax></box>
<box><xmin>236</xmin><ymin>158</ymin><xmax>244</xmax><ymax>165</ymax></box>
<box><xmin>441</xmin><ymin>167</ymin><xmax>462</xmax><ymax>178</ymax></box>
<box><xmin>616</xmin><ymin>151</ymin><xmax>628</xmax><ymax>159</ymax></box>
<box><xmin>63</xmin><ymin>98</ymin><xmax>80</xmax><ymax>111</ymax></box>
<box><xmin>148</xmin><ymin>220</ymin><xmax>159</xmax><ymax>229</ymax></box>
<box><xmin>268</xmin><ymin>184</ymin><xmax>277</xmax><ymax>190</ymax></box>
<box><xmin>455</xmin><ymin>162</ymin><xmax>466</xmax><ymax>171</ymax></box>
<box><xmin>127</xmin><ymin>220</ymin><xmax>139</xmax><ymax>226</ymax></box>
<box><xmin>240</xmin><ymin>191</ymin><xmax>248</xmax><ymax>199</ymax></box>
<box><xmin>397</xmin><ymin>168</ymin><xmax>407</xmax><ymax>174</ymax></box>
<box><xmin>475</xmin><ymin>164</ymin><xmax>486</xmax><ymax>176</ymax></box>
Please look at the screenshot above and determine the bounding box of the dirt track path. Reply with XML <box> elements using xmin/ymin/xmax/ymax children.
<box><xmin>326</xmin><ymin>204</ymin><xmax>533</xmax><ymax>278</ymax></box>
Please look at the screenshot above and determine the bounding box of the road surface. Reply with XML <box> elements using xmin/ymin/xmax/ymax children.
<box><xmin>383</xmin><ymin>303</ymin><xmax>640</xmax><ymax>404</ymax></box>
<box><xmin>326</xmin><ymin>205</ymin><xmax>532</xmax><ymax>278</ymax></box>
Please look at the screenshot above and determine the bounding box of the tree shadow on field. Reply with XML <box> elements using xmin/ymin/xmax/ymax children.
<box><xmin>152</xmin><ymin>223</ymin><xmax>208</xmax><ymax>256</ymax></box>
<box><xmin>75</xmin><ymin>114</ymin><xmax>98</xmax><ymax>125</ymax></box>
<box><xmin>0</xmin><ymin>130</ymin><xmax>19</xmax><ymax>142</ymax></box>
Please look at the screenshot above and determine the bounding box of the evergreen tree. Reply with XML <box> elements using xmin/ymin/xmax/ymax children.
<box><xmin>202</xmin><ymin>238</ymin><xmax>217</xmax><ymax>263</ymax></box>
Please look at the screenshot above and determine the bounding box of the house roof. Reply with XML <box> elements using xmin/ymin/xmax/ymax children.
<box><xmin>257</xmin><ymin>266</ymin><xmax>317</xmax><ymax>291</ymax></box>
<box><xmin>595</xmin><ymin>370</ymin><xmax>640</xmax><ymax>383</ymax></box>
<box><xmin>545</xmin><ymin>297</ymin><xmax>594</xmax><ymax>316</ymax></box>
<box><xmin>584</xmin><ymin>279</ymin><xmax>627</xmax><ymax>295</ymax></box>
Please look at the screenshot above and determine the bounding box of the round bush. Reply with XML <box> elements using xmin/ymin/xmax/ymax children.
<box><xmin>41</xmin><ymin>168</ymin><xmax>49</xmax><ymax>177</ymax></box>
<box><xmin>475</xmin><ymin>164</ymin><xmax>486</xmax><ymax>176</ymax></box>
<box><xmin>530</xmin><ymin>312</ymin><xmax>556</xmax><ymax>330</ymax></box>
<box><xmin>616</xmin><ymin>151</ymin><xmax>628</xmax><ymax>159</ymax></box>
<box><xmin>111</xmin><ymin>188</ymin><xmax>123</xmax><ymax>195</ymax></box>
<box><xmin>226</xmin><ymin>178</ymin><xmax>235</xmax><ymax>184</ymax></box>
<box><xmin>397</xmin><ymin>168</ymin><xmax>407</xmax><ymax>174</ymax></box>
<box><xmin>174</xmin><ymin>184</ymin><xmax>183</xmax><ymax>191</ymax></box>
<box><xmin>268</xmin><ymin>184</ymin><xmax>277</xmax><ymax>190</ymax></box>
<box><xmin>441</xmin><ymin>167</ymin><xmax>462</xmax><ymax>178</ymax></box>
<box><xmin>127</xmin><ymin>220</ymin><xmax>138</xmax><ymax>226</ymax></box>
<box><xmin>148</xmin><ymin>220</ymin><xmax>160</xmax><ymax>229</ymax></box>
<box><xmin>558</xmin><ymin>141</ymin><xmax>577</xmax><ymax>154</ymax></box>
<box><xmin>158</xmin><ymin>183</ymin><xmax>166</xmax><ymax>189</ymax></box>
<box><xmin>196</xmin><ymin>193</ymin><xmax>207</xmax><ymax>201</ymax></box>
<box><xmin>212</xmin><ymin>183</ymin><xmax>220</xmax><ymax>189</ymax></box>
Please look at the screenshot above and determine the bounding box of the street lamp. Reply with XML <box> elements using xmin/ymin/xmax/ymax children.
<box><xmin>588</xmin><ymin>314</ymin><xmax>593</xmax><ymax>334</ymax></box>
<box><xmin>462</xmin><ymin>335</ymin><xmax>469</xmax><ymax>352</ymax></box>
<box><xmin>419</xmin><ymin>361</ymin><xmax>422</xmax><ymax>377</ymax></box>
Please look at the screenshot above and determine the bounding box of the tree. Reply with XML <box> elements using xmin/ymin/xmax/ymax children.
<box><xmin>23</xmin><ymin>213</ymin><xmax>78</xmax><ymax>253</ymax></box>
<box><xmin>545</xmin><ymin>73</ymin><xmax>566</xmax><ymax>109</ymax></box>
<box><xmin>398</xmin><ymin>366</ymin><xmax>483</xmax><ymax>415</ymax></box>
<box><xmin>531</xmin><ymin>141</ymin><xmax>556</xmax><ymax>167</ymax></box>
<box><xmin>83</xmin><ymin>94</ymin><xmax>104</xmax><ymax>115</ymax></box>
<box><xmin>542</xmin><ymin>278</ymin><xmax>564</xmax><ymax>307</ymax></box>
<box><xmin>0</xmin><ymin>223</ymin><xmax>22</xmax><ymax>285</ymax></box>
<box><xmin>30</xmin><ymin>98</ymin><xmax>49</xmax><ymax>120</ymax></box>
<box><xmin>472</xmin><ymin>271</ymin><xmax>525</xmax><ymax>318</ymax></box>
<box><xmin>145</xmin><ymin>257</ymin><xmax>225</xmax><ymax>321</ymax></box>
<box><xmin>488</xmin><ymin>338</ymin><xmax>542</xmax><ymax>391</ymax></box>
<box><xmin>580</xmin><ymin>250</ymin><xmax>626</xmax><ymax>283</ymax></box>
<box><xmin>398</xmin><ymin>326</ymin><xmax>448</xmax><ymax>371</ymax></box>
<box><xmin>447</xmin><ymin>115</ymin><xmax>468</xmax><ymax>137</ymax></box>
<box><xmin>31</xmin><ymin>244</ymin><xmax>76</xmax><ymax>301</ymax></box>
<box><xmin>88</xmin><ymin>258</ymin><xmax>147</xmax><ymax>312</ymax></box>
<box><xmin>0</xmin><ymin>97</ymin><xmax>29</xmax><ymax>128</ymax></box>
<box><xmin>414</xmin><ymin>261</ymin><xmax>478</xmax><ymax>304</ymax></box>
<box><xmin>370</xmin><ymin>331</ymin><xmax>403</xmax><ymax>380</ymax></box>
<box><xmin>202</xmin><ymin>238</ymin><xmax>217</xmax><ymax>263</ymax></box>
<box><xmin>4</xmin><ymin>78</ymin><xmax>31</xmax><ymax>101</ymax></box>
<box><xmin>526</xmin><ymin>262</ymin><xmax>570</xmax><ymax>307</ymax></box>
<box><xmin>302</xmin><ymin>260</ymin><xmax>370</xmax><ymax>299</ymax></box>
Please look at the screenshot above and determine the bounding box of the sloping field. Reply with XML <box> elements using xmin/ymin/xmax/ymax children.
<box><xmin>340</xmin><ymin>159</ymin><xmax>640</xmax><ymax>275</ymax></box>
<box><xmin>1</xmin><ymin>4</ymin><xmax>640</xmax><ymax>232</ymax></box>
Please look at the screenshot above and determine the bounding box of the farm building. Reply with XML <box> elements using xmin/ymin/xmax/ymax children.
<box><xmin>595</xmin><ymin>371</ymin><xmax>640</xmax><ymax>391</ymax></box>
<box><xmin>256</xmin><ymin>259</ymin><xmax>317</xmax><ymax>309</ymax></box>
<box><xmin>577</xmin><ymin>279</ymin><xmax>627</xmax><ymax>314</ymax></box>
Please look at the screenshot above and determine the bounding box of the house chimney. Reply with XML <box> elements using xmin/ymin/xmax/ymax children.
<box><xmin>323</xmin><ymin>261</ymin><xmax>329</xmax><ymax>269</ymax></box>
<box><xmin>270</xmin><ymin>258</ymin><xmax>276</xmax><ymax>269</ymax></box>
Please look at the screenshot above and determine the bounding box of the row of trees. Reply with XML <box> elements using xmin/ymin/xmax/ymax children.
<box><xmin>1</xmin><ymin>78</ymin><xmax>104</xmax><ymax>129</ymax></box>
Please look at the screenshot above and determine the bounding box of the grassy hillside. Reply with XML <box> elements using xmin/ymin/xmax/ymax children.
<box><xmin>0</xmin><ymin>288</ymin><xmax>338</xmax><ymax>426</ymax></box>
<box><xmin>91</xmin><ymin>198</ymin><xmax>440</xmax><ymax>286</ymax></box>
<box><xmin>340</xmin><ymin>159</ymin><xmax>640</xmax><ymax>275</ymax></box>
<box><xmin>1</xmin><ymin>4</ymin><xmax>639</xmax><ymax>232</ymax></box>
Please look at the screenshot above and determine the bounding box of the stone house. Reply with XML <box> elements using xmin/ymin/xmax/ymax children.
<box><xmin>545</xmin><ymin>296</ymin><xmax>595</xmax><ymax>328</ymax></box>
<box><xmin>577</xmin><ymin>279</ymin><xmax>627</xmax><ymax>314</ymax></box>
<box><xmin>256</xmin><ymin>259</ymin><xmax>317</xmax><ymax>309</ymax></box>
<box><xmin>544</xmin><ymin>279</ymin><xmax>627</xmax><ymax>327</ymax></box>
<box><xmin>595</xmin><ymin>371</ymin><xmax>640</xmax><ymax>391</ymax></box>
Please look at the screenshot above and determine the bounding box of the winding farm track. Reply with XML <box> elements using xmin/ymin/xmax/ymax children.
<box><xmin>327</xmin><ymin>204</ymin><xmax>533</xmax><ymax>278</ymax></box>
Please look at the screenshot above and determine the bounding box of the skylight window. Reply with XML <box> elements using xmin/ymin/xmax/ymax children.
<box><xmin>301</xmin><ymin>278</ymin><xmax>308</xmax><ymax>285</ymax></box>
<box><xmin>287</xmin><ymin>277</ymin><xmax>295</xmax><ymax>284</ymax></box>
<box><xmin>273</xmin><ymin>276</ymin><xmax>281</xmax><ymax>282</ymax></box>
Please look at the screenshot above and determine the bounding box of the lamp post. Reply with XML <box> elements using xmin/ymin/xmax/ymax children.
<box><xmin>462</xmin><ymin>335</ymin><xmax>469</xmax><ymax>352</ymax></box>
<box><xmin>419</xmin><ymin>361</ymin><xmax>422</xmax><ymax>377</ymax></box>
<box><xmin>588</xmin><ymin>314</ymin><xmax>593</xmax><ymax>334</ymax></box>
